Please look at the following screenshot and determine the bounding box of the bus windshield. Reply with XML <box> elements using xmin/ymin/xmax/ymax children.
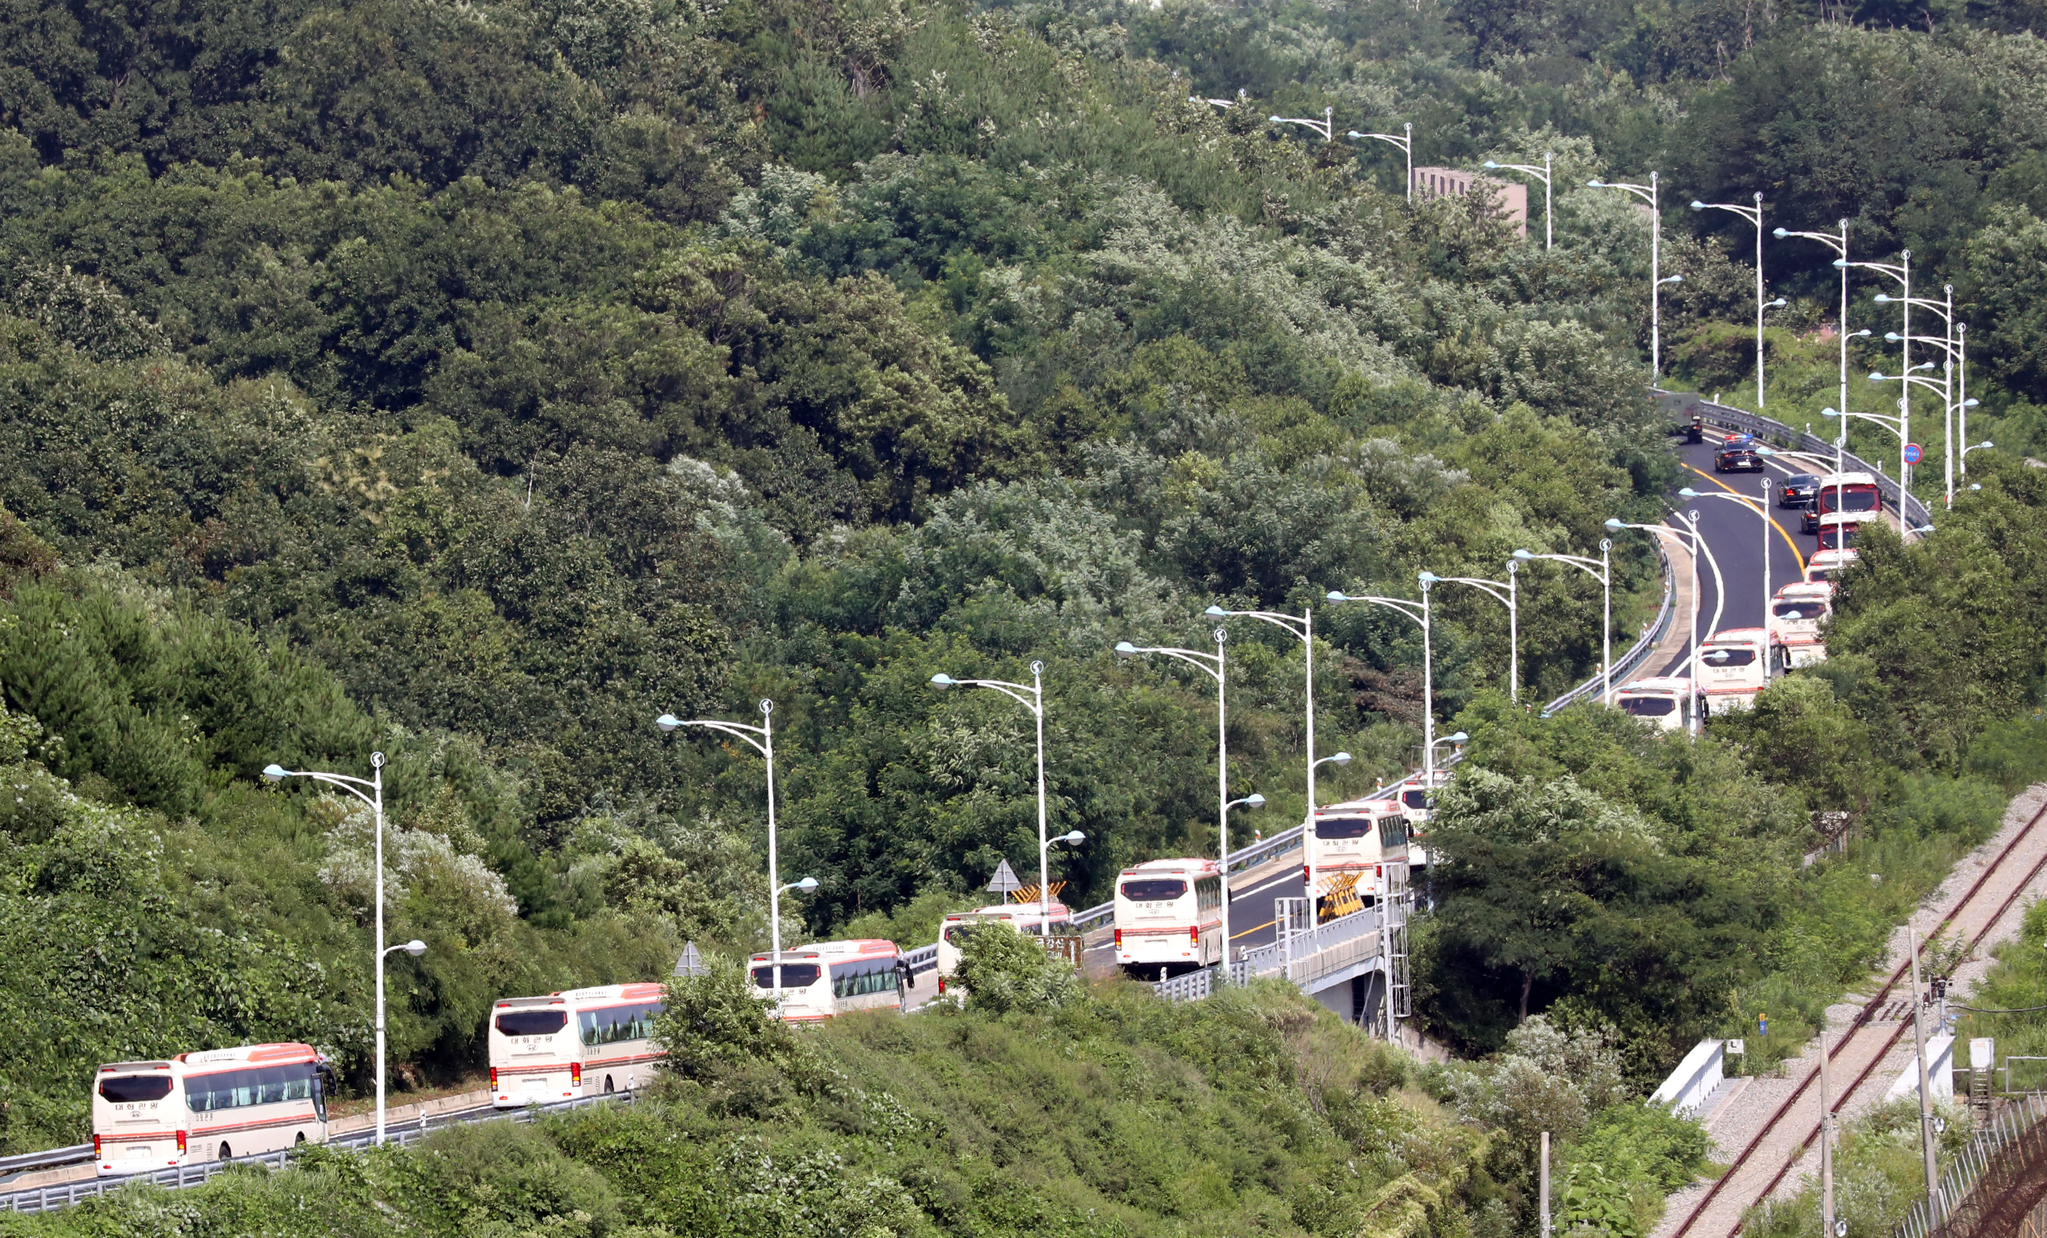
<box><xmin>1315</xmin><ymin>816</ymin><xmax>1372</xmax><ymax>839</ymax></box>
<box><xmin>1120</xmin><ymin>879</ymin><xmax>1187</xmax><ymax>901</ymax></box>
<box><xmin>98</xmin><ymin>1075</ymin><xmax>174</xmax><ymax>1103</ymax></box>
<box><xmin>1620</xmin><ymin>697</ymin><xmax>1676</xmax><ymax>717</ymax></box>
<box><xmin>495</xmin><ymin>1010</ymin><xmax>568</xmax><ymax>1037</ymax></box>
<box><xmin>1818</xmin><ymin>488</ymin><xmax>1880</xmax><ymax>513</ymax></box>
<box><xmin>750</xmin><ymin>963</ymin><xmax>822</xmax><ymax>988</ymax></box>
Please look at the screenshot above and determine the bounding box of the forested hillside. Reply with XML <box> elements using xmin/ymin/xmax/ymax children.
<box><xmin>4</xmin><ymin>0</ymin><xmax>2047</xmax><ymax>1207</ymax></box>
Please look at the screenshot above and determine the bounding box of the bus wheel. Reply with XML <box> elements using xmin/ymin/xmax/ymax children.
<box><xmin>295</xmin><ymin>1132</ymin><xmax>306</xmax><ymax>1146</ymax></box>
<box><xmin>603</xmin><ymin>1076</ymin><xmax>614</xmax><ymax>1094</ymax></box>
<box><xmin>219</xmin><ymin>1143</ymin><xmax>232</xmax><ymax>1162</ymax></box>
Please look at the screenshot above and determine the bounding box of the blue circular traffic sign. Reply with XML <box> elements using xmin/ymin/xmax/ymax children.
<box><xmin>1904</xmin><ymin>442</ymin><xmax>1923</xmax><ymax>464</ymax></box>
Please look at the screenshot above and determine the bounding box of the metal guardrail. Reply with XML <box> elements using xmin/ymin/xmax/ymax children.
<box><xmin>1895</xmin><ymin>1094</ymin><xmax>2047</xmax><ymax>1238</ymax></box>
<box><xmin>901</xmin><ymin>942</ymin><xmax>938</xmax><ymax>975</ymax></box>
<box><xmin>1662</xmin><ymin>389</ymin><xmax>1935</xmax><ymax>530</ymax></box>
<box><xmin>0</xmin><ymin>1146</ymin><xmax>93</xmax><ymax>1179</ymax></box>
<box><xmin>0</xmin><ymin>1091</ymin><xmax>635</xmax><ymax>1215</ymax></box>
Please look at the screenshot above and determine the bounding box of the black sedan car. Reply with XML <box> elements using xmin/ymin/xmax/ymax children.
<box><xmin>1799</xmin><ymin>499</ymin><xmax>1821</xmax><ymax>534</ymax></box>
<box><xmin>1778</xmin><ymin>473</ymin><xmax>1820</xmax><ymax>506</ymax></box>
<box><xmin>1714</xmin><ymin>440</ymin><xmax>1764</xmax><ymax>472</ymax></box>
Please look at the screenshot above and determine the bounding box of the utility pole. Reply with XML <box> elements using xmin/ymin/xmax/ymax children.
<box><xmin>1909</xmin><ymin>924</ymin><xmax>1943</xmax><ymax>1220</ymax></box>
<box><xmin>1540</xmin><ymin>1131</ymin><xmax>1552</xmax><ymax>1238</ymax></box>
<box><xmin>1820</xmin><ymin>1028</ymin><xmax>1837</xmax><ymax>1237</ymax></box>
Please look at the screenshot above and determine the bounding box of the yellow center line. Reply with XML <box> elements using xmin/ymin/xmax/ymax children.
<box><xmin>1231</xmin><ymin>919</ymin><xmax>1276</xmax><ymax>940</ymax></box>
<box><xmin>1684</xmin><ymin>464</ymin><xmax>1808</xmax><ymax>572</ymax></box>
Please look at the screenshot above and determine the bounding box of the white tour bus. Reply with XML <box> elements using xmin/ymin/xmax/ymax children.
<box><xmin>1804</xmin><ymin>548</ymin><xmax>1859</xmax><ymax>583</ymax></box>
<box><xmin>93</xmin><ymin>1043</ymin><xmax>333</xmax><ymax>1175</ymax></box>
<box><xmin>1614</xmin><ymin>675</ymin><xmax>1700</xmax><ymax>733</ymax></box>
<box><xmin>489</xmin><ymin>982</ymin><xmax>666</xmax><ymax>1108</ymax></box>
<box><xmin>1304</xmin><ymin>795</ymin><xmax>1412</xmax><ymax>916</ymax></box>
<box><xmin>748</xmin><ymin>939</ymin><xmax>908</xmax><ymax>1023</ymax></box>
<box><xmin>1113</xmin><ymin>858</ymin><xmax>1223</xmax><ymax>980</ymax></box>
<box><xmin>1769</xmin><ymin>582</ymin><xmax>1835</xmax><ymax>670</ymax></box>
<box><xmin>1696</xmin><ymin>628</ymin><xmax>1770</xmax><ymax>713</ymax></box>
<box><xmin>936</xmin><ymin>901</ymin><xmax>1072</xmax><ymax>994</ymax></box>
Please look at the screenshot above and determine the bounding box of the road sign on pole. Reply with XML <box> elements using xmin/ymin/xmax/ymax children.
<box><xmin>986</xmin><ymin>858</ymin><xmax>1022</xmax><ymax>895</ymax></box>
<box><xmin>1904</xmin><ymin>442</ymin><xmax>1923</xmax><ymax>464</ymax></box>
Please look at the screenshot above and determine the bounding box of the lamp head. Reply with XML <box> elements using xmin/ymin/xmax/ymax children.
<box><xmin>1417</xmin><ymin>571</ymin><xmax>1441</xmax><ymax>584</ymax></box>
<box><xmin>1447</xmin><ymin>731</ymin><xmax>1469</xmax><ymax>743</ymax></box>
<box><xmin>403</xmin><ymin>939</ymin><xmax>426</xmax><ymax>957</ymax></box>
<box><xmin>1883</xmin><ymin>331</ymin><xmax>1900</xmax><ymax>341</ymax></box>
<box><xmin>1767</xmin><ymin>297</ymin><xmax>1788</xmax><ymax>307</ymax></box>
<box><xmin>930</xmin><ymin>673</ymin><xmax>957</xmax><ymax>688</ymax></box>
<box><xmin>1203</xmin><ymin>605</ymin><xmax>1230</xmax><ymax>617</ymax></box>
<box><xmin>1587</xmin><ymin>179</ymin><xmax>1605</xmax><ymax>188</ymax></box>
<box><xmin>1849</xmin><ymin>328</ymin><xmax>1871</xmax><ymax>338</ymax></box>
<box><xmin>1603</xmin><ymin>518</ymin><xmax>1627</xmax><ymax>531</ymax></box>
<box><xmin>1822</xmin><ymin>407</ymin><xmax>1841</xmax><ymax>418</ymax></box>
<box><xmin>1971</xmin><ymin>483</ymin><xmax>1983</xmax><ymax>491</ymax></box>
<box><xmin>1512</xmin><ymin>549</ymin><xmax>1534</xmax><ymax>560</ymax></box>
<box><xmin>1869</xmin><ymin>372</ymin><xmax>1888</xmax><ymax>382</ymax></box>
<box><xmin>1268</xmin><ymin>114</ymin><xmax>1283</xmax><ymax>123</ymax></box>
<box><xmin>1483</xmin><ymin>160</ymin><xmax>1500</xmax><ymax>169</ymax></box>
<box><xmin>1243</xmin><ymin>794</ymin><xmax>1266</xmax><ymax>808</ymax></box>
<box><xmin>1678</xmin><ymin>487</ymin><xmax>1701</xmax><ymax>497</ymax></box>
<box><xmin>1114</xmin><ymin>641</ymin><xmax>1138</xmax><ymax>658</ymax></box>
<box><xmin>655</xmin><ymin>714</ymin><xmax>683</xmax><ymax>733</ymax></box>
<box><xmin>1660</xmin><ymin>274</ymin><xmax>1684</xmax><ymax>285</ymax></box>
<box><xmin>1327</xmin><ymin>751</ymin><xmax>1352</xmax><ymax>766</ymax></box>
<box><xmin>1324</xmin><ymin>591</ymin><xmax>1350</xmax><ymax>602</ymax></box>
<box><xmin>1875</xmin><ymin>294</ymin><xmax>1893</xmax><ymax>303</ymax></box>
<box><xmin>1771</xmin><ymin>227</ymin><xmax>1789</xmax><ymax>237</ymax></box>
<box><xmin>794</xmin><ymin>877</ymin><xmax>820</xmax><ymax>893</ymax></box>
<box><xmin>1963</xmin><ymin>398</ymin><xmax>1980</xmax><ymax>408</ymax></box>
<box><xmin>1059</xmin><ymin>830</ymin><xmax>1086</xmax><ymax>844</ymax></box>
<box><xmin>1346</xmin><ymin>130</ymin><xmax>1364</xmax><ymax>138</ymax></box>
<box><xmin>1980</xmin><ymin>440</ymin><xmax>1994</xmax><ymax>449</ymax></box>
<box><xmin>1912</xmin><ymin>524</ymin><xmax>1935</xmax><ymax>534</ymax></box>
<box><xmin>1689</xmin><ymin>199</ymin><xmax>1705</xmax><ymax>210</ymax></box>
<box><xmin>262</xmin><ymin>763</ymin><xmax>289</xmax><ymax>782</ymax></box>
<box><xmin>1757</xmin><ymin>446</ymin><xmax>1777</xmax><ymax>456</ymax></box>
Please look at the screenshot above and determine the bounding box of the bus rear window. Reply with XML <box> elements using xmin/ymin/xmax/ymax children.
<box><xmin>751</xmin><ymin>963</ymin><xmax>822</xmax><ymax>988</ymax></box>
<box><xmin>1620</xmin><ymin>697</ymin><xmax>1676</xmax><ymax>717</ymax></box>
<box><xmin>1703</xmin><ymin>649</ymin><xmax>1757</xmax><ymax>666</ymax></box>
<box><xmin>1773</xmin><ymin>601</ymin><xmax>1823</xmax><ymax>618</ymax></box>
<box><xmin>98</xmin><ymin>1075</ymin><xmax>174</xmax><ymax>1103</ymax></box>
<box><xmin>1120</xmin><ymin>879</ymin><xmax>1187</xmax><ymax>901</ymax></box>
<box><xmin>1315</xmin><ymin>816</ymin><xmax>1371</xmax><ymax>839</ymax></box>
<box><xmin>1820</xmin><ymin>490</ymin><xmax>1880</xmax><ymax>513</ymax></box>
<box><xmin>1402</xmin><ymin>791</ymin><xmax>1428</xmax><ymax>809</ymax></box>
<box><xmin>495</xmin><ymin>1010</ymin><xmax>568</xmax><ymax>1037</ymax></box>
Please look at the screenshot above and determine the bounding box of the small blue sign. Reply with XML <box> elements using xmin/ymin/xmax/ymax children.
<box><xmin>1904</xmin><ymin>443</ymin><xmax>1923</xmax><ymax>465</ymax></box>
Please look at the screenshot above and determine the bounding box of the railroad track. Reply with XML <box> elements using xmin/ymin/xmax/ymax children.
<box><xmin>1670</xmin><ymin>797</ymin><xmax>2047</xmax><ymax>1238</ymax></box>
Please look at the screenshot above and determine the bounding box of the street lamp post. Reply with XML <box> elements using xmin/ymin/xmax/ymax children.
<box><xmin>1484</xmin><ymin>154</ymin><xmax>1553</xmax><ymax>250</ymax></box>
<box><xmin>1877</xmin><ymin>284</ymin><xmax>1963</xmax><ymax>506</ymax></box>
<box><xmin>1203</xmin><ymin>604</ymin><xmax>1326</xmax><ymax>893</ymax></box>
<box><xmin>1589</xmin><ymin>173</ymin><xmax>1674</xmax><ymax>377</ymax></box>
<box><xmin>1842</xmin><ymin>251</ymin><xmax>1914</xmax><ymax>491</ymax></box>
<box><xmin>1775</xmin><ymin>220</ymin><xmax>1854</xmax><ymax>431</ymax></box>
<box><xmin>1348</xmin><ymin>124</ymin><xmax>1414</xmax><ymax>199</ymax></box>
<box><xmin>1424</xmin><ymin>566</ymin><xmax>1520</xmax><ymax>702</ymax></box>
<box><xmin>1325</xmin><ymin>578</ymin><xmax>1434</xmax><ymax>775</ymax></box>
<box><xmin>1680</xmin><ymin>481</ymin><xmax>1777</xmax><ymax>634</ymax></box>
<box><xmin>929</xmin><ymin>663</ymin><xmax>1051</xmax><ymax>928</ymax></box>
<box><xmin>1269</xmin><ymin>106</ymin><xmax>1333</xmax><ymax>142</ymax></box>
<box><xmin>655</xmin><ymin>701</ymin><xmax>794</xmax><ymax>990</ymax></box>
<box><xmin>1607</xmin><ymin>514</ymin><xmax>1709</xmax><ymax>737</ymax></box>
<box><xmin>1692</xmin><ymin>194</ymin><xmax>1769</xmax><ymax>408</ymax></box>
<box><xmin>1513</xmin><ymin>541</ymin><xmax>1612</xmax><ymax>705</ymax></box>
<box><xmin>262</xmin><ymin>753</ymin><xmax>419</xmax><ymax>1146</ymax></box>
<box><xmin>1115</xmin><ymin>631</ymin><xmax>1234</xmax><ymax>967</ymax></box>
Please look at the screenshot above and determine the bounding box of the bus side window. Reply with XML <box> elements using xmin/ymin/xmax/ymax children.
<box><xmin>1196</xmin><ymin>875</ymin><xmax>1221</xmax><ymax>912</ymax></box>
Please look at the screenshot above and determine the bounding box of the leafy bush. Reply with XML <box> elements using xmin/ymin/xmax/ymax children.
<box><xmin>951</xmin><ymin>921</ymin><xmax>1081</xmax><ymax>1014</ymax></box>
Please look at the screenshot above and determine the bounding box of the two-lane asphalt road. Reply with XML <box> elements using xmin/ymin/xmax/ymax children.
<box><xmin>1653</xmin><ymin>438</ymin><xmax>1815</xmax><ymax>674</ymax></box>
